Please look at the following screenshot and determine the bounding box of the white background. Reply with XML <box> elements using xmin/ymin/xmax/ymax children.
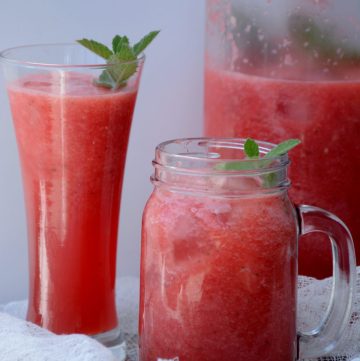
<box><xmin>0</xmin><ymin>0</ymin><xmax>205</xmax><ymax>303</ymax></box>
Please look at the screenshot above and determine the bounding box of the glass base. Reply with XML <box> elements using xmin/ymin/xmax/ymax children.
<box><xmin>92</xmin><ymin>326</ymin><xmax>122</xmax><ymax>347</ymax></box>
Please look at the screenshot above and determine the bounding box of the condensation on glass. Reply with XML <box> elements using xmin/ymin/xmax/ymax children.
<box><xmin>204</xmin><ymin>0</ymin><xmax>360</xmax><ymax>279</ymax></box>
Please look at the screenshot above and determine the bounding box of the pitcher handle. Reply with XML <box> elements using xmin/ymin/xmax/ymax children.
<box><xmin>296</xmin><ymin>205</ymin><xmax>356</xmax><ymax>359</ymax></box>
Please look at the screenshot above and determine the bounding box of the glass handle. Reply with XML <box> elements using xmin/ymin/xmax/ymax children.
<box><xmin>296</xmin><ymin>205</ymin><xmax>356</xmax><ymax>359</ymax></box>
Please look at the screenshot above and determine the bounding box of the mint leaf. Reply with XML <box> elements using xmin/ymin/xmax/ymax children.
<box><xmin>107</xmin><ymin>52</ymin><xmax>137</xmax><ymax>88</ymax></box>
<box><xmin>215</xmin><ymin>139</ymin><xmax>301</xmax><ymax>188</ymax></box>
<box><xmin>95</xmin><ymin>54</ymin><xmax>137</xmax><ymax>89</ymax></box>
<box><xmin>215</xmin><ymin>159</ymin><xmax>262</xmax><ymax>171</ymax></box>
<box><xmin>215</xmin><ymin>138</ymin><xmax>260</xmax><ymax>171</ymax></box>
<box><xmin>78</xmin><ymin>31</ymin><xmax>159</xmax><ymax>89</ymax></box>
<box><xmin>133</xmin><ymin>30</ymin><xmax>160</xmax><ymax>56</ymax></box>
<box><xmin>94</xmin><ymin>71</ymin><xmax>114</xmax><ymax>89</ymax></box>
<box><xmin>112</xmin><ymin>35</ymin><xmax>130</xmax><ymax>53</ymax></box>
<box><xmin>244</xmin><ymin>138</ymin><xmax>260</xmax><ymax>158</ymax></box>
<box><xmin>262</xmin><ymin>172</ymin><xmax>278</xmax><ymax>188</ymax></box>
<box><xmin>97</xmin><ymin>39</ymin><xmax>136</xmax><ymax>89</ymax></box>
<box><xmin>76</xmin><ymin>39</ymin><xmax>113</xmax><ymax>60</ymax></box>
<box><xmin>263</xmin><ymin>139</ymin><xmax>300</xmax><ymax>187</ymax></box>
<box><xmin>264</xmin><ymin>139</ymin><xmax>301</xmax><ymax>159</ymax></box>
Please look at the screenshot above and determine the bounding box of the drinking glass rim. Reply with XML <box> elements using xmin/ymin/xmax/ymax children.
<box><xmin>0</xmin><ymin>42</ymin><xmax>145</xmax><ymax>69</ymax></box>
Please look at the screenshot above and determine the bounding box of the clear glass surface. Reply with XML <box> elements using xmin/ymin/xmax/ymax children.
<box><xmin>297</xmin><ymin>205</ymin><xmax>356</xmax><ymax>358</ymax></box>
<box><xmin>139</xmin><ymin>138</ymin><xmax>356</xmax><ymax>361</ymax></box>
<box><xmin>0</xmin><ymin>44</ymin><xmax>144</xmax><ymax>342</ymax></box>
<box><xmin>205</xmin><ymin>0</ymin><xmax>360</xmax><ymax>279</ymax></box>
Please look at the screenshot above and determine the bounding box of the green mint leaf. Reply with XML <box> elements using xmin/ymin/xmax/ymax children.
<box><xmin>78</xmin><ymin>31</ymin><xmax>159</xmax><ymax>89</ymax></box>
<box><xmin>215</xmin><ymin>159</ymin><xmax>262</xmax><ymax>171</ymax></box>
<box><xmin>95</xmin><ymin>50</ymin><xmax>136</xmax><ymax>89</ymax></box>
<box><xmin>112</xmin><ymin>35</ymin><xmax>130</xmax><ymax>53</ymax></box>
<box><xmin>96</xmin><ymin>53</ymin><xmax>138</xmax><ymax>89</ymax></box>
<box><xmin>107</xmin><ymin>53</ymin><xmax>137</xmax><ymax>88</ymax></box>
<box><xmin>133</xmin><ymin>30</ymin><xmax>160</xmax><ymax>56</ymax></box>
<box><xmin>215</xmin><ymin>138</ymin><xmax>301</xmax><ymax>188</ymax></box>
<box><xmin>262</xmin><ymin>139</ymin><xmax>300</xmax><ymax>187</ymax></box>
<box><xmin>76</xmin><ymin>39</ymin><xmax>113</xmax><ymax>60</ymax></box>
<box><xmin>107</xmin><ymin>39</ymin><xmax>137</xmax><ymax>88</ymax></box>
<box><xmin>244</xmin><ymin>138</ymin><xmax>260</xmax><ymax>158</ymax></box>
<box><xmin>262</xmin><ymin>172</ymin><xmax>278</xmax><ymax>188</ymax></box>
<box><xmin>215</xmin><ymin>138</ymin><xmax>260</xmax><ymax>170</ymax></box>
<box><xmin>94</xmin><ymin>71</ymin><xmax>116</xmax><ymax>89</ymax></box>
<box><xmin>264</xmin><ymin>139</ymin><xmax>301</xmax><ymax>159</ymax></box>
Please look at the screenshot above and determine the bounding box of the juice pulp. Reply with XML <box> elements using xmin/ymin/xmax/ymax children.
<box><xmin>205</xmin><ymin>68</ymin><xmax>360</xmax><ymax>278</ymax></box>
<box><xmin>140</xmin><ymin>188</ymin><xmax>298</xmax><ymax>361</ymax></box>
<box><xmin>8</xmin><ymin>72</ymin><xmax>137</xmax><ymax>335</ymax></box>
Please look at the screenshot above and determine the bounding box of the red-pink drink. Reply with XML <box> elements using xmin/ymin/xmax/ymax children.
<box><xmin>140</xmin><ymin>138</ymin><xmax>357</xmax><ymax>360</ymax></box>
<box><xmin>8</xmin><ymin>72</ymin><xmax>138</xmax><ymax>335</ymax></box>
<box><xmin>139</xmin><ymin>139</ymin><xmax>301</xmax><ymax>361</ymax></box>
<box><xmin>205</xmin><ymin>68</ymin><xmax>360</xmax><ymax>278</ymax></box>
<box><xmin>204</xmin><ymin>0</ymin><xmax>360</xmax><ymax>278</ymax></box>
<box><xmin>139</xmin><ymin>137</ymin><xmax>359</xmax><ymax>360</ymax></box>
<box><xmin>140</xmin><ymin>189</ymin><xmax>297</xmax><ymax>361</ymax></box>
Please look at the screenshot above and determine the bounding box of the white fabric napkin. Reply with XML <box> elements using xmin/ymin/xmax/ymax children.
<box><xmin>0</xmin><ymin>312</ymin><xmax>117</xmax><ymax>361</ymax></box>
<box><xmin>0</xmin><ymin>277</ymin><xmax>139</xmax><ymax>361</ymax></box>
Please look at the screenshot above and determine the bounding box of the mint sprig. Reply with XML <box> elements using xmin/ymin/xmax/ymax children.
<box><xmin>215</xmin><ymin>138</ymin><xmax>301</xmax><ymax>187</ymax></box>
<box><xmin>77</xmin><ymin>31</ymin><xmax>159</xmax><ymax>89</ymax></box>
<box><xmin>217</xmin><ymin>138</ymin><xmax>300</xmax><ymax>171</ymax></box>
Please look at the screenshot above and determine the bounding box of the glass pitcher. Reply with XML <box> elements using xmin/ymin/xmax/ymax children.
<box><xmin>204</xmin><ymin>0</ymin><xmax>360</xmax><ymax>278</ymax></box>
<box><xmin>139</xmin><ymin>138</ymin><xmax>356</xmax><ymax>361</ymax></box>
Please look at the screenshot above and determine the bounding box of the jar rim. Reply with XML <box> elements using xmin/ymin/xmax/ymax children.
<box><xmin>155</xmin><ymin>137</ymin><xmax>289</xmax><ymax>175</ymax></box>
<box><xmin>152</xmin><ymin>138</ymin><xmax>291</xmax><ymax>195</ymax></box>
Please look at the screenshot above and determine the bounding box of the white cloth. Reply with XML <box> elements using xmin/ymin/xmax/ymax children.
<box><xmin>1</xmin><ymin>272</ymin><xmax>360</xmax><ymax>361</ymax></box>
<box><xmin>0</xmin><ymin>312</ymin><xmax>117</xmax><ymax>361</ymax></box>
<box><xmin>0</xmin><ymin>277</ymin><xmax>139</xmax><ymax>361</ymax></box>
<box><xmin>298</xmin><ymin>268</ymin><xmax>360</xmax><ymax>361</ymax></box>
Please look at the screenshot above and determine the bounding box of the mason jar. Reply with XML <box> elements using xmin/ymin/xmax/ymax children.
<box><xmin>139</xmin><ymin>138</ymin><xmax>356</xmax><ymax>361</ymax></box>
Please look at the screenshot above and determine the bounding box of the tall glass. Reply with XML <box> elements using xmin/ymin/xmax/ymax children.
<box><xmin>0</xmin><ymin>44</ymin><xmax>144</xmax><ymax>343</ymax></box>
<box><xmin>139</xmin><ymin>138</ymin><xmax>356</xmax><ymax>361</ymax></box>
<box><xmin>205</xmin><ymin>0</ymin><xmax>360</xmax><ymax>278</ymax></box>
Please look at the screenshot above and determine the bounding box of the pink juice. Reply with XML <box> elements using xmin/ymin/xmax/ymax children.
<box><xmin>8</xmin><ymin>72</ymin><xmax>137</xmax><ymax>335</ymax></box>
<box><xmin>205</xmin><ymin>67</ymin><xmax>360</xmax><ymax>278</ymax></box>
<box><xmin>140</xmin><ymin>188</ymin><xmax>298</xmax><ymax>361</ymax></box>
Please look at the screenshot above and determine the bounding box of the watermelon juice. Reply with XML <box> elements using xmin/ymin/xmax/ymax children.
<box><xmin>139</xmin><ymin>138</ymin><xmax>357</xmax><ymax>360</ymax></box>
<box><xmin>140</xmin><ymin>189</ymin><xmax>298</xmax><ymax>361</ymax></box>
<box><xmin>139</xmin><ymin>139</ymin><xmax>301</xmax><ymax>361</ymax></box>
<box><xmin>205</xmin><ymin>68</ymin><xmax>360</xmax><ymax>278</ymax></box>
<box><xmin>7</xmin><ymin>71</ymin><xmax>138</xmax><ymax>336</ymax></box>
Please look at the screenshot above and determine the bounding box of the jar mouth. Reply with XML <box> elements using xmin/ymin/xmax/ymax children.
<box><xmin>155</xmin><ymin>138</ymin><xmax>289</xmax><ymax>174</ymax></box>
<box><xmin>153</xmin><ymin>138</ymin><xmax>291</xmax><ymax>195</ymax></box>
